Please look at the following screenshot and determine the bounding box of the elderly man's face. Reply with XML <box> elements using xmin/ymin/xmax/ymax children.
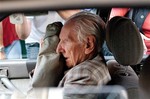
<box><xmin>56</xmin><ymin>22</ymin><xmax>87</xmax><ymax>68</ymax></box>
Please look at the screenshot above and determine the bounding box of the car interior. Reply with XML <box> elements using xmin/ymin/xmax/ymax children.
<box><xmin>0</xmin><ymin>0</ymin><xmax>150</xmax><ymax>99</ymax></box>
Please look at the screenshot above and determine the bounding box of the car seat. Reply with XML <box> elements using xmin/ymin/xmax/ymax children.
<box><xmin>105</xmin><ymin>16</ymin><xmax>144</xmax><ymax>99</ymax></box>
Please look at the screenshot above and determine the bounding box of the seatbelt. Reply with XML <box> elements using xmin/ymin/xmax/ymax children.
<box><xmin>20</xmin><ymin>40</ymin><xmax>27</xmax><ymax>59</ymax></box>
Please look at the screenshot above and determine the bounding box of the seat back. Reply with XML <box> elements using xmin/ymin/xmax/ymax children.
<box><xmin>106</xmin><ymin>60</ymin><xmax>139</xmax><ymax>99</ymax></box>
<box><xmin>105</xmin><ymin>16</ymin><xmax>144</xmax><ymax>99</ymax></box>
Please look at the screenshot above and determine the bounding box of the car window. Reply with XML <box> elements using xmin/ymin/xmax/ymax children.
<box><xmin>1</xmin><ymin>8</ymin><xmax>149</xmax><ymax>60</ymax></box>
<box><xmin>0</xmin><ymin>8</ymin><xmax>100</xmax><ymax>60</ymax></box>
<box><xmin>0</xmin><ymin>0</ymin><xmax>150</xmax><ymax>99</ymax></box>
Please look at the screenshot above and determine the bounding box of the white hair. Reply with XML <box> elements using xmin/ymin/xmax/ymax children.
<box><xmin>65</xmin><ymin>11</ymin><xmax>105</xmax><ymax>51</ymax></box>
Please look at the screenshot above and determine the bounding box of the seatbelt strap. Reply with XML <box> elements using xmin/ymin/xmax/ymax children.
<box><xmin>20</xmin><ymin>40</ymin><xmax>27</xmax><ymax>59</ymax></box>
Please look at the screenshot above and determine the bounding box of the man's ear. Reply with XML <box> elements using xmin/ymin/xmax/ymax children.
<box><xmin>85</xmin><ymin>35</ymin><xmax>96</xmax><ymax>54</ymax></box>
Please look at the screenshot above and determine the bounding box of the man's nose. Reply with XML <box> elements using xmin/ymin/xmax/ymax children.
<box><xmin>56</xmin><ymin>43</ymin><xmax>62</xmax><ymax>54</ymax></box>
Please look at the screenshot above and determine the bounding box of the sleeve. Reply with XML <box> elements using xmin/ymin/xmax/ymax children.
<box><xmin>29</xmin><ymin>22</ymin><xmax>65</xmax><ymax>88</ymax></box>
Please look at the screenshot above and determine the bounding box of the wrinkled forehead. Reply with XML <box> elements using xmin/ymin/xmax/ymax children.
<box><xmin>59</xmin><ymin>21</ymin><xmax>77</xmax><ymax>40</ymax></box>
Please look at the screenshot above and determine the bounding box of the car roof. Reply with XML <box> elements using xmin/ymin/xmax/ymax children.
<box><xmin>0</xmin><ymin>0</ymin><xmax>150</xmax><ymax>13</ymax></box>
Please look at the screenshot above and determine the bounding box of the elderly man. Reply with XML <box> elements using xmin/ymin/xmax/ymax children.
<box><xmin>56</xmin><ymin>12</ymin><xmax>111</xmax><ymax>87</ymax></box>
<box><xmin>11</xmin><ymin>12</ymin><xmax>111</xmax><ymax>99</ymax></box>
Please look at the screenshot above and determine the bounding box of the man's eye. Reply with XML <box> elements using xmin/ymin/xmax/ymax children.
<box><xmin>63</xmin><ymin>39</ymin><xmax>69</xmax><ymax>43</ymax></box>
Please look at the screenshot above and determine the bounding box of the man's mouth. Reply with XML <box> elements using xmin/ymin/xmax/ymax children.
<box><xmin>65</xmin><ymin>57</ymin><xmax>68</xmax><ymax>61</ymax></box>
<box><xmin>65</xmin><ymin>57</ymin><xmax>69</xmax><ymax>62</ymax></box>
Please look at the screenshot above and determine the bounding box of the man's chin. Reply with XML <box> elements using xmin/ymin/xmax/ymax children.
<box><xmin>66</xmin><ymin>62</ymin><xmax>73</xmax><ymax>68</ymax></box>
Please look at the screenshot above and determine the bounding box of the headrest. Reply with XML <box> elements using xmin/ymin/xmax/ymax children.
<box><xmin>106</xmin><ymin>16</ymin><xmax>144</xmax><ymax>66</ymax></box>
